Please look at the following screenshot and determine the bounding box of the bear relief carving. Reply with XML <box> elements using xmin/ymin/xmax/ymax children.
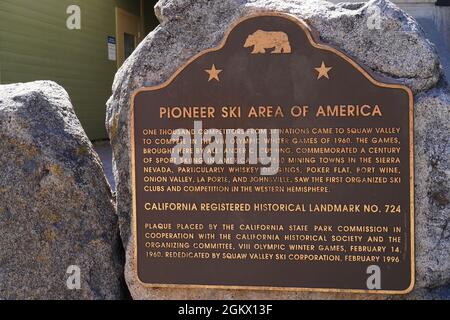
<box><xmin>244</xmin><ymin>30</ymin><xmax>292</xmax><ymax>54</ymax></box>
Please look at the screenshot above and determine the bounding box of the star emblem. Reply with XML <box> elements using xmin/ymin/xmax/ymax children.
<box><xmin>205</xmin><ymin>64</ymin><xmax>222</xmax><ymax>82</ymax></box>
<box><xmin>315</xmin><ymin>61</ymin><xmax>332</xmax><ymax>80</ymax></box>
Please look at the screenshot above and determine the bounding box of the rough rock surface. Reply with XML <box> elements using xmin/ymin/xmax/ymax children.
<box><xmin>106</xmin><ymin>0</ymin><xmax>450</xmax><ymax>299</ymax></box>
<box><xmin>0</xmin><ymin>81</ymin><xmax>126</xmax><ymax>299</ymax></box>
<box><xmin>413</xmin><ymin>85</ymin><xmax>450</xmax><ymax>289</ymax></box>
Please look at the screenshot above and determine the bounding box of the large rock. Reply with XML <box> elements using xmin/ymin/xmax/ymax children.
<box><xmin>413</xmin><ymin>85</ymin><xmax>450</xmax><ymax>288</ymax></box>
<box><xmin>106</xmin><ymin>0</ymin><xmax>450</xmax><ymax>299</ymax></box>
<box><xmin>0</xmin><ymin>81</ymin><xmax>126</xmax><ymax>299</ymax></box>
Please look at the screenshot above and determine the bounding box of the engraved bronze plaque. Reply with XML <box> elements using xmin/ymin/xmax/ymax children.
<box><xmin>131</xmin><ymin>13</ymin><xmax>414</xmax><ymax>294</ymax></box>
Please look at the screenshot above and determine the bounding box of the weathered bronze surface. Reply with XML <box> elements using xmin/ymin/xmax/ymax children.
<box><xmin>131</xmin><ymin>13</ymin><xmax>414</xmax><ymax>294</ymax></box>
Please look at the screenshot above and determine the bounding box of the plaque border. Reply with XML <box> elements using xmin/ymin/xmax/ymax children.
<box><xmin>130</xmin><ymin>12</ymin><xmax>415</xmax><ymax>295</ymax></box>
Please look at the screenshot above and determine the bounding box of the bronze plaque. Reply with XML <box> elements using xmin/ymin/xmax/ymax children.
<box><xmin>131</xmin><ymin>13</ymin><xmax>414</xmax><ymax>294</ymax></box>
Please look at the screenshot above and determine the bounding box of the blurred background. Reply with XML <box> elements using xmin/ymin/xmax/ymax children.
<box><xmin>0</xmin><ymin>0</ymin><xmax>159</xmax><ymax>141</ymax></box>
